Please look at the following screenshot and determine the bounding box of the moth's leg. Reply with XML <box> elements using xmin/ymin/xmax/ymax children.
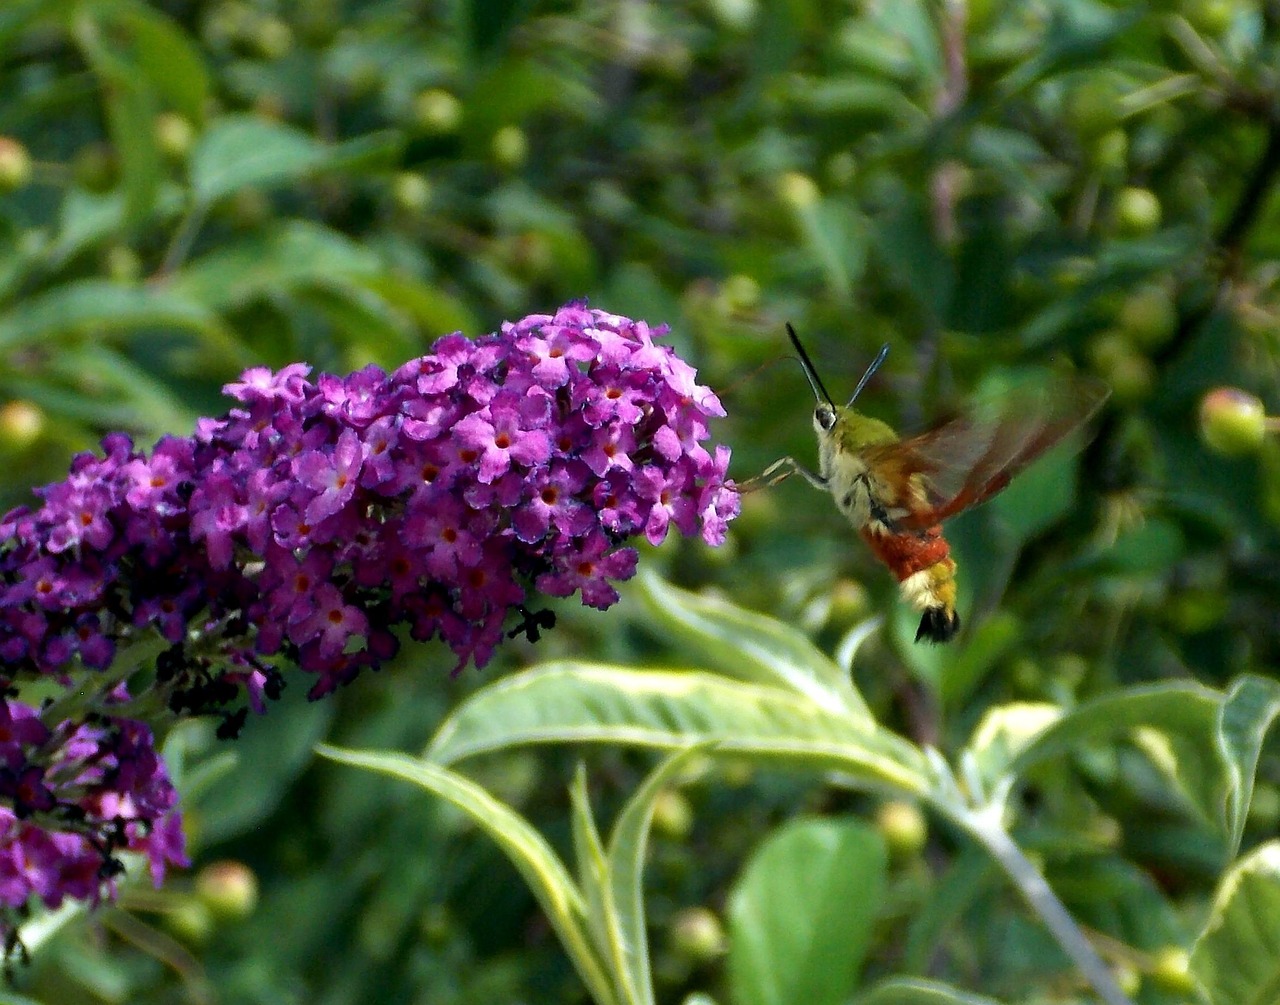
<box><xmin>740</xmin><ymin>456</ymin><xmax>827</xmax><ymax>493</ymax></box>
<box><xmin>766</xmin><ymin>456</ymin><xmax>827</xmax><ymax>490</ymax></box>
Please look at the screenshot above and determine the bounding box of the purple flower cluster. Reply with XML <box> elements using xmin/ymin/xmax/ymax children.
<box><xmin>0</xmin><ymin>698</ymin><xmax>186</xmax><ymax>942</ymax></box>
<box><xmin>0</xmin><ymin>303</ymin><xmax>736</xmax><ymax>943</ymax></box>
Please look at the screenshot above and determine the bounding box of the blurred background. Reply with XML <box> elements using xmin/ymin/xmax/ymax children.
<box><xmin>1</xmin><ymin>0</ymin><xmax>1279</xmax><ymax>1002</ymax></box>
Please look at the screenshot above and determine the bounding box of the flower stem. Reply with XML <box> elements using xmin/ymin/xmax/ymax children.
<box><xmin>960</xmin><ymin>807</ymin><xmax>1135</xmax><ymax>1005</ymax></box>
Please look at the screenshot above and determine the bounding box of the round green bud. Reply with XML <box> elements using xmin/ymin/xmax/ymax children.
<box><xmin>0</xmin><ymin>137</ymin><xmax>32</xmax><ymax>192</ymax></box>
<box><xmin>875</xmin><ymin>800</ymin><xmax>928</xmax><ymax>858</ymax></box>
<box><xmin>1114</xmin><ymin>964</ymin><xmax>1142</xmax><ymax>997</ymax></box>
<box><xmin>1166</xmin><ymin>587</ymin><xmax>1228</xmax><ymax>632</ymax></box>
<box><xmin>1198</xmin><ymin>386</ymin><xmax>1268</xmax><ymax>456</ymax></box>
<box><xmin>721</xmin><ymin>274</ymin><xmax>760</xmax><ymax>312</ymax></box>
<box><xmin>777</xmin><ymin>171</ymin><xmax>819</xmax><ymax>209</ymax></box>
<box><xmin>491</xmin><ymin>125</ymin><xmax>528</xmax><ymax>168</ymax></box>
<box><xmin>165</xmin><ymin>900</ymin><xmax>215</xmax><ymax>944</ymax></box>
<box><xmin>252</xmin><ymin>16</ymin><xmax>294</xmax><ymax>59</ymax></box>
<box><xmin>155</xmin><ymin>112</ymin><xmax>196</xmax><ymax>160</ymax></box>
<box><xmin>391</xmin><ymin>171</ymin><xmax>432</xmax><ymax>213</ymax></box>
<box><xmin>1115</xmin><ymin>186</ymin><xmax>1162</xmax><ymax>234</ymax></box>
<box><xmin>826</xmin><ymin>150</ymin><xmax>857</xmax><ymax>187</ymax></box>
<box><xmin>1065</xmin><ymin>79</ymin><xmax>1122</xmax><ymax>137</ymax></box>
<box><xmin>1088</xmin><ymin>331</ymin><xmax>1154</xmax><ymax>403</ymax></box>
<box><xmin>669</xmin><ymin>907</ymin><xmax>726</xmax><ymax>963</ymax></box>
<box><xmin>1050</xmin><ymin>255</ymin><xmax>1095</xmax><ymax>292</ymax></box>
<box><xmin>0</xmin><ymin>401</ymin><xmax>44</xmax><ymax>449</ymax></box>
<box><xmin>706</xmin><ymin>0</ymin><xmax>757</xmax><ymax>31</ymax></box>
<box><xmin>1089</xmin><ymin>128</ymin><xmax>1128</xmax><ymax>173</ymax></box>
<box><xmin>103</xmin><ymin>244</ymin><xmax>142</xmax><ymax>282</ymax></box>
<box><xmin>195</xmin><ymin>860</ymin><xmax>259</xmax><ymax>920</ymax></box>
<box><xmin>227</xmin><ymin>187</ymin><xmax>270</xmax><ymax>228</ymax></box>
<box><xmin>1248</xmin><ymin>783</ymin><xmax>1280</xmax><ymax>828</ymax></box>
<box><xmin>506</xmin><ymin>231</ymin><xmax>554</xmax><ymax>278</ymax></box>
<box><xmin>1147</xmin><ymin>946</ymin><xmax>1197</xmax><ymax>996</ymax></box>
<box><xmin>1117</xmin><ymin>284</ymin><xmax>1177</xmax><ymax>350</ymax></box>
<box><xmin>651</xmin><ymin>788</ymin><xmax>695</xmax><ymax>840</ymax></box>
<box><xmin>73</xmin><ymin>143</ymin><xmax>118</xmax><ymax>193</ymax></box>
<box><xmin>828</xmin><ymin>578</ymin><xmax>870</xmax><ymax>624</ymax></box>
<box><xmin>413</xmin><ymin>89</ymin><xmax>462</xmax><ymax>133</ymax></box>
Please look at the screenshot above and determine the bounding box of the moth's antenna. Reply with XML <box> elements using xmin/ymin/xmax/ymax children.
<box><xmin>848</xmin><ymin>343</ymin><xmax>890</xmax><ymax>405</ymax></box>
<box><xmin>785</xmin><ymin>323</ymin><xmax>836</xmax><ymax>407</ymax></box>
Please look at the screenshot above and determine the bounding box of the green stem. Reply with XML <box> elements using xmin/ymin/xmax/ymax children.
<box><xmin>958</xmin><ymin>805</ymin><xmax>1136</xmax><ymax>1005</ymax></box>
<box><xmin>38</xmin><ymin>632</ymin><xmax>169</xmax><ymax>726</ymax></box>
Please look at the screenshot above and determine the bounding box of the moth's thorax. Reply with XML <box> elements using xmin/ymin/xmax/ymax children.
<box><xmin>814</xmin><ymin>407</ymin><xmax>900</xmax><ymax>529</ymax></box>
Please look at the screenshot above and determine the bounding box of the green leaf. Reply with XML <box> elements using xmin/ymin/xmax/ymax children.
<box><xmin>40</xmin><ymin>343</ymin><xmax>194</xmax><ymax>433</ymax></box>
<box><xmin>74</xmin><ymin>14</ymin><xmax>163</xmax><ymax>227</ymax></box>
<box><xmin>607</xmin><ymin>744</ymin><xmax>714</xmax><ymax>1005</ymax></box>
<box><xmin>568</xmin><ymin>766</ymin><xmax>614</xmax><ymax>990</ymax></box>
<box><xmin>109</xmin><ymin>1</ymin><xmax>209</xmax><ymax>122</ymax></box>
<box><xmin>938</xmin><ymin>610</ymin><xmax>1022</xmax><ymax>710</ymax></box>
<box><xmin>317</xmin><ymin>745</ymin><xmax>618</xmax><ymax>1005</ymax></box>
<box><xmin>965</xmin><ymin>702</ymin><xmax>1063</xmax><ymax>785</ymax></box>
<box><xmin>727</xmin><ymin>817</ymin><xmax>887</xmax><ymax>1005</ymax></box>
<box><xmin>789</xmin><ymin>196</ymin><xmax>868</xmax><ymax>302</ymax></box>
<box><xmin>903</xmin><ymin>848</ymin><xmax>996</xmax><ymax>973</ymax></box>
<box><xmin>46</xmin><ymin>186</ymin><xmax>184</xmax><ymax>269</ymax></box>
<box><xmin>425</xmin><ymin>663</ymin><xmax>928</xmax><ymax>795</ymax></box>
<box><xmin>0</xmin><ymin>279</ymin><xmax>235</xmax><ymax>350</ymax></box>
<box><xmin>360</xmin><ymin>274</ymin><xmax>478</xmax><ymax>339</ymax></box>
<box><xmin>190</xmin><ymin>116</ymin><xmax>400</xmax><ymax>206</ymax></box>
<box><xmin>634</xmin><ymin>571</ymin><xmax>872</xmax><ymax>723</ymax></box>
<box><xmin>1216</xmin><ymin>675</ymin><xmax>1280</xmax><ymax>860</ymax></box>
<box><xmin>169</xmin><ymin>221</ymin><xmax>384</xmax><ymax>308</ymax></box>
<box><xmin>461</xmin><ymin>0</ymin><xmax>537</xmax><ymax>59</ymax></box>
<box><xmin>1191</xmin><ymin>840</ymin><xmax>1280</xmax><ymax>1005</ymax></box>
<box><xmin>1009</xmin><ymin>682</ymin><xmax>1231</xmax><ymax>838</ymax></box>
<box><xmin>856</xmin><ymin>977</ymin><xmax>1004</xmax><ymax>1005</ymax></box>
<box><xmin>0</xmin><ymin>990</ymin><xmax>56</xmax><ymax>1005</ymax></box>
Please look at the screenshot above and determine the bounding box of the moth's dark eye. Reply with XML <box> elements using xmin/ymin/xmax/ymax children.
<box><xmin>814</xmin><ymin>405</ymin><xmax>836</xmax><ymax>431</ymax></box>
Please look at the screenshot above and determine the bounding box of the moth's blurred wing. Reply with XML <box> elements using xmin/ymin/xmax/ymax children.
<box><xmin>863</xmin><ymin>376</ymin><xmax>1109</xmax><ymax>531</ymax></box>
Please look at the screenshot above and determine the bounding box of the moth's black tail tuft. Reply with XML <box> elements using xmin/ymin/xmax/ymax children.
<box><xmin>915</xmin><ymin>606</ymin><xmax>960</xmax><ymax>644</ymax></box>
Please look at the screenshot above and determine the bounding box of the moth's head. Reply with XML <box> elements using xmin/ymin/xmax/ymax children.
<box><xmin>785</xmin><ymin>323</ymin><xmax>888</xmax><ymax>445</ymax></box>
<box><xmin>812</xmin><ymin>402</ymin><xmax>838</xmax><ymax>436</ymax></box>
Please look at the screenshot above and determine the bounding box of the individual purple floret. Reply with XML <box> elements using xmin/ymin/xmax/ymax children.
<box><xmin>1</xmin><ymin>302</ymin><xmax>738</xmax><ymax>714</ymax></box>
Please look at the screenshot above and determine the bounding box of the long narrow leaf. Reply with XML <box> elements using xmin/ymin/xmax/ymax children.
<box><xmin>424</xmin><ymin>663</ymin><xmax>928</xmax><ymax>796</ymax></box>
<box><xmin>569</xmin><ymin>765</ymin><xmax>616</xmax><ymax>994</ymax></box>
<box><xmin>634</xmin><ymin>571</ymin><xmax>872</xmax><ymax>721</ymax></box>
<box><xmin>317</xmin><ymin>745</ymin><xmax>618</xmax><ymax>1005</ymax></box>
<box><xmin>607</xmin><ymin>744</ymin><xmax>716</xmax><ymax>1005</ymax></box>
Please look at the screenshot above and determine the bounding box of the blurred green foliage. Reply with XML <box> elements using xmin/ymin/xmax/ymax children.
<box><xmin>3</xmin><ymin>0</ymin><xmax>1280</xmax><ymax>1002</ymax></box>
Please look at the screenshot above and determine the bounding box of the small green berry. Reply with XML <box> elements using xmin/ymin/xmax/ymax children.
<box><xmin>1148</xmin><ymin>946</ymin><xmax>1197</xmax><ymax>996</ymax></box>
<box><xmin>1199</xmin><ymin>386</ymin><xmax>1268</xmax><ymax>456</ymax></box>
<box><xmin>1115</xmin><ymin>186</ymin><xmax>1161</xmax><ymax>234</ymax></box>
<box><xmin>195</xmin><ymin>860</ymin><xmax>259</xmax><ymax>920</ymax></box>
<box><xmin>491</xmin><ymin>125</ymin><xmax>527</xmax><ymax>168</ymax></box>
<box><xmin>0</xmin><ymin>401</ymin><xmax>44</xmax><ymax>448</ymax></box>
<box><xmin>155</xmin><ymin>113</ymin><xmax>196</xmax><ymax>160</ymax></box>
<box><xmin>414</xmin><ymin>89</ymin><xmax>462</xmax><ymax>133</ymax></box>
<box><xmin>875</xmin><ymin>800</ymin><xmax>928</xmax><ymax>859</ymax></box>
<box><xmin>670</xmin><ymin>907</ymin><xmax>726</xmax><ymax>963</ymax></box>
<box><xmin>1118</xmin><ymin>284</ymin><xmax>1177</xmax><ymax>350</ymax></box>
<box><xmin>0</xmin><ymin>137</ymin><xmax>32</xmax><ymax>192</ymax></box>
<box><xmin>391</xmin><ymin>172</ymin><xmax>432</xmax><ymax>213</ymax></box>
<box><xmin>777</xmin><ymin>171</ymin><xmax>819</xmax><ymax>209</ymax></box>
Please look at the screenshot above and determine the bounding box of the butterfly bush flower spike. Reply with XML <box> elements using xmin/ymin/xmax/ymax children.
<box><xmin>0</xmin><ymin>303</ymin><xmax>736</xmax><ymax>946</ymax></box>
